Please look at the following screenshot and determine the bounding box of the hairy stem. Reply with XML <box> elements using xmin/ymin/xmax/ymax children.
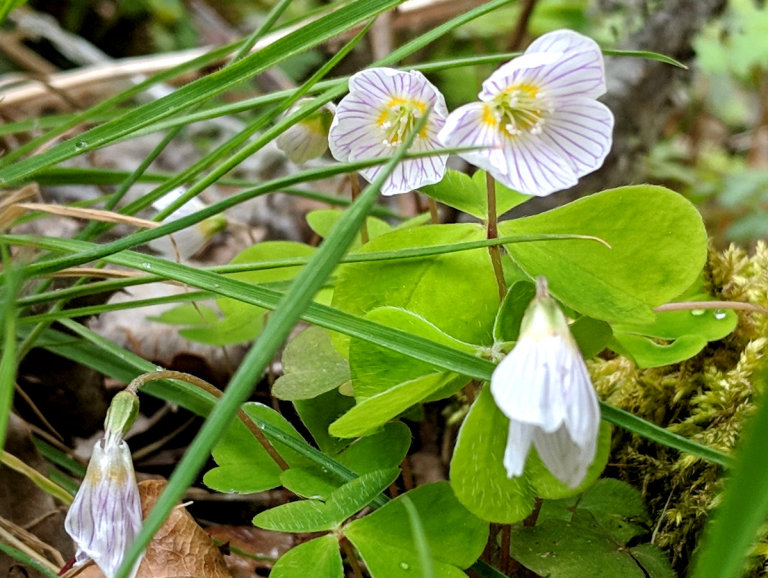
<box><xmin>486</xmin><ymin>172</ymin><xmax>507</xmax><ymax>301</ymax></box>
<box><xmin>127</xmin><ymin>370</ymin><xmax>289</xmax><ymax>471</ymax></box>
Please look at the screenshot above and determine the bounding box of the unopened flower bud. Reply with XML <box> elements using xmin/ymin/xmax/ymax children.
<box><xmin>148</xmin><ymin>187</ymin><xmax>227</xmax><ymax>259</ymax></box>
<box><xmin>276</xmin><ymin>99</ymin><xmax>336</xmax><ymax>164</ymax></box>
<box><xmin>104</xmin><ymin>390</ymin><xmax>139</xmax><ymax>444</ymax></box>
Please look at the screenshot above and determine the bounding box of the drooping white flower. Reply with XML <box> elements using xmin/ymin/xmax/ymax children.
<box><xmin>65</xmin><ymin>392</ymin><xmax>143</xmax><ymax>578</ymax></box>
<box><xmin>328</xmin><ymin>67</ymin><xmax>449</xmax><ymax>196</ymax></box>
<box><xmin>148</xmin><ymin>187</ymin><xmax>227</xmax><ymax>260</ymax></box>
<box><xmin>439</xmin><ymin>29</ymin><xmax>614</xmax><ymax>197</ymax></box>
<box><xmin>276</xmin><ymin>100</ymin><xmax>336</xmax><ymax>164</ymax></box>
<box><xmin>490</xmin><ymin>277</ymin><xmax>600</xmax><ymax>487</ymax></box>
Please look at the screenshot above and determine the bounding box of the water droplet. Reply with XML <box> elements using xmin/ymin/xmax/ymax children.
<box><xmin>714</xmin><ymin>310</ymin><xmax>727</xmax><ymax>320</ymax></box>
<box><xmin>74</xmin><ymin>139</ymin><xmax>88</xmax><ymax>150</ymax></box>
<box><xmin>142</xmin><ymin>262</ymin><xmax>152</xmax><ymax>270</ymax></box>
<box><xmin>399</xmin><ymin>562</ymin><xmax>409</xmax><ymax>570</ymax></box>
<box><xmin>690</xmin><ymin>309</ymin><xmax>705</xmax><ymax>316</ymax></box>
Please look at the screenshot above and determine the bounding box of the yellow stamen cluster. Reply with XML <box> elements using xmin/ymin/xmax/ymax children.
<box><xmin>377</xmin><ymin>97</ymin><xmax>428</xmax><ymax>147</ymax></box>
<box><xmin>485</xmin><ymin>83</ymin><xmax>550</xmax><ymax>138</ymax></box>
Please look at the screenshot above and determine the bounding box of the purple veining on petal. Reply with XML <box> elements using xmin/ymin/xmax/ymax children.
<box><xmin>330</xmin><ymin>67</ymin><xmax>449</xmax><ymax>194</ymax></box>
<box><xmin>65</xmin><ymin>439</ymin><xmax>142</xmax><ymax>577</ymax></box>
<box><xmin>542</xmin><ymin>100</ymin><xmax>613</xmax><ymax>173</ymax></box>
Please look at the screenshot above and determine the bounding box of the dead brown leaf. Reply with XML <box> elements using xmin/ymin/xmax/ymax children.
<box><xmin>70</xmin><ymin>480</ymin><xmax>232</xmax><ymax>578</ymax></box>
<box><xmin>137</xmin><ymin>480</ymin><xmax>233</xmax><ymax>578</ymax></box>
<box><xmin>14</xmin><ymin>202</ymin><xmax>160</xmax><ymax>229</ymax></box>
<box><xmin>207</xmin><ymin>525</ymin><xmax>296</xmax><ymax>578</ymax></box>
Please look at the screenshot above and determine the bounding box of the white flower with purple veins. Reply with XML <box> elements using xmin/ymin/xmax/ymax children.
<box><xmin>65</xmin><ymin>392</ymin><xmax>143</xmax><ymax>578</ymax></box>
<box><xmin>328</xmin><ymin>67</ymin><xmax>448</xmax><ymax>196</ymax></box>
<box><xmin>490</xmin><ymin>277</ymin><xmax>600</xmax><ymax>488</ymax></box>
<box><xmin>439</xmin><ymin>29</ymin><xmax>614</xmax><ymax>197</ymax></box>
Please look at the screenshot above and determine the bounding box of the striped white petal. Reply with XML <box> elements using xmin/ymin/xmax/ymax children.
<box><xmin>438</xmin><ymin>102</ymin><xmax>509</xmax><ymax>176</ymax></box>
<box><xmin>539</xmin><ymin>98</ymin><xmax>614</xmax><ymax>175</ymax></box>
<box><xmin>490</xmin><ymin>279</ymin><xmax>601</xmax><ymax>487</ymax></box>
<box><xmin>329</xmin><ymin>67</ymin><xmax>448</xmax><ymax>196</ymax></box>
<box><xmin>65</xmin><ymin>438</ymin><xmax>143</xmax><ymax>578</ymax></box>
<box><xmin>439</xmin><ymin>28</ymin><xmax>613</xmax><ymax>197</ymax></box>
<box><xmin>479</xmin><ymin>52</ymin><xmax>562</xmax><ymax>101</ymax></box>
<box><xmin>524</xmin><ymin>29</ymin><xmax>607</xmax><ymax>99</ymax></box>
<box><xmin>532</xmin><ymin>422</ymin><xmax>597</xmax><ymax>488</ymax></box>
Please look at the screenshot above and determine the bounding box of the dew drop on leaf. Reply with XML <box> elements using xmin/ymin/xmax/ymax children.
<box><xmin>714</xmin><ymin>310</ymin><xmax>727</xmax><ymax>320</ymax></box>
<box><xmin>690</xmin><ymin>309</ymin><xmax>705</xmax><ymax>316</ymax></box>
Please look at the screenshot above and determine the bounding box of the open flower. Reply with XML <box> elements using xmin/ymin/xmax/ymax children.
<box><xmin>490</xmin><ymin>277</ymin><xmax>600</xmax><ymax>487</ymax></box>
<box><xmin>328</xmin><ymin>67</ymin><xmax>448</xmax><ymax>196</ymax></box>
<box><xmin>65</xmin><ymin>392</ymin><xmax>143</xmax><ymax>578</ymax></box>
<box><xmin>439</xmin><ymin>29</ymin><xmax>614</xmax><ymax>197</ymax></box>
<box><xmin>276</xmin><ymin>100</ymin><xmax>336</xmax><ymax>164</ymax></box>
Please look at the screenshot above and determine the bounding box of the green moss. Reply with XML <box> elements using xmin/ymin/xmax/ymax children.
<box><xmin>590</xmin><ymin>242</ymin><xmax>768</xmax><ymax>574</ymax></box>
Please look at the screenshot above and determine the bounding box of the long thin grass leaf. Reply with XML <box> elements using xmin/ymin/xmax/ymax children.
<box><xmin>0</xmin><ymin>543</ymin><xmax>59</xmax><ymax>578</ymax></box>
<box><xmin>689</xmin><ymin>375</ymin><xmax>768</xmax><ymax>578</ymax></box>
<box><xmin>112</xmin><ymin>78</ymin><xmax>428</xmax><ymax>578</ymax></box>
<box><xmin>1</xmin><ymin>451</ymin><xmax>73</xmax><ymax>504</ymax></box>
<box><xmin>4</xmin><ymin>232</ymin><xmax>734</xmax><ymax>469</ymax></box>
<box><xmin>0</xmin><ymin>0</ymin><xmax>403</xmax><ymax>185</ymax></box>
<box><xmin>0</xmin><ymin>244</ymin><xmax>19</xmax><ymax>453</ymax></box>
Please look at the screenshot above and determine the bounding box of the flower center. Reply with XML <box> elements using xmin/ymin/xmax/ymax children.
<box><xmin>377</xmin><ymin>97</ymin><xmax>428</xmax><ymax>147</ymax></box>
<box><xmin>485</xmin><ymin>83</ymin><xmax>550</xmax><ymax>138</ymax></box>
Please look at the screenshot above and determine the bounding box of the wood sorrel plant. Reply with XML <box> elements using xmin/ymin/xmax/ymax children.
<box><xmin>0</xmin><ymin>2</ymin><xmax>760</xmax><ymax>577</ymax></box>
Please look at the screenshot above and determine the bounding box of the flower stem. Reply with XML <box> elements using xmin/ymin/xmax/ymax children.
<box><xmin>500</xmin><ymin>524</ymin><xmax>511</xmax><ymax>574</ymax></box>
<box><xmin>485</xmin><ymin>172</ymin><xmax>507</xmax><ymax>301</ymax></box>
<box><xmin>350</xmin><ymin>175</ymin><xmax>369</xmax><ymax>244</ymax></box>
<box><xmin>428</xmin><ymin>197</ymin><xmax>440</xmax><ymax>224</ymax></box>
<box><xmin>126</xmin><ymin>370</ymin><xmax>289</xmax><ymax>471</ymax></box>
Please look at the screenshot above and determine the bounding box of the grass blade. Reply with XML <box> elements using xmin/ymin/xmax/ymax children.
<box><xmin>689</xmin><ymin>375</ymin><xmax>768</xmax><ymax>578</ymax></box>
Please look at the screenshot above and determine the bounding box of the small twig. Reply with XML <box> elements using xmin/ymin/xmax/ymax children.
<box><xmin>131</xmin><ymin>416</ymin><xmax>196</xmax><ymax>460</ymax></box>
<box><xmin>127</xmin><ymin>370</ymin><xmax>290</xmax><ymax>471</ymax></box>
<box><xmin>401</xmin><ymin>455</ymin><xmax>414</xmax><ymax>492</ymax></box>
<box><xmin>13</xmin><ymin>384</ymin><xmax>64</xmax><ymax>442</ymax></box>
<box><xmin>500</xmin><ymin>524</ymin><xmax>511</xmax><ymax>574</ymax></box>
<box><xmin>341</xmin><ymin>537</ymin><xmax>366</xmax><ymax>578</ymax></box>
<box><xmin>523</xmin><ymin>498</ymin><xmax>543</xmax><ymax>528</ymax></box>
<box><xmin>654</xmin><ymin>300</ymin><xmax>768</xmax><ymax>317</ymax></box>
<box><xmin>652</xmin><ymin>487</ymin><xmax>675</xmax><ymax>544</ymax></box>
<box><xmin>0</xmin><ymin>520</ymin><xmax>61</xmax><ymax>574</ymax></box>
<box><xmin>509</xmin><ymin>0</ymin><xmax>538</xmax><ymax>51</ymax></box>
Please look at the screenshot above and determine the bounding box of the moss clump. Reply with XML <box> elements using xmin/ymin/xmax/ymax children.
<box><xmin>590</xmin><ymin>242</ymin><xmax>768</xmax><ymax>574</ymax></box>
